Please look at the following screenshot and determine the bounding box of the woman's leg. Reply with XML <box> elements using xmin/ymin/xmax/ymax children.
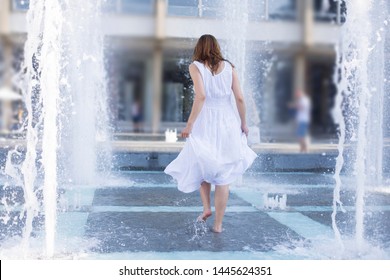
<box><xmin>198</xmin><ymin>181</ymin><xmax>212</xmax><ymax>221</ymax></box>
<box><xmin>213</xmin><ymin>184</ymin><xmax>229</xmax><ymax>232</ymax></box>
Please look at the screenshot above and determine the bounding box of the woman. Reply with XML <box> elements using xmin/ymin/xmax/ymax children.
<box><xmin>164</xmin><ymin>34</ymin><xmax>257</xmax><ymax>233</ymax></box>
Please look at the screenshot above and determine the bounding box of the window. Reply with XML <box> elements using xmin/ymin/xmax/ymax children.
<box><xmin>248</xmin><ymin>0</ymin><xmax>266</xmax><ymax>21</ymax></box>
<box><xmin>162</xmin><ymin>58</ymin><xmax>193</xmax><ymax>122</ymax></box>
<box><xmin>167</xmin><ymin>0</ymin><xmax>198</xmax><ymax>17</ymax></box>
<box><xmin>201</xmin><ymin>0</ymin><xmax>221</xmax><ymax>18</ymax></box>
<box><xmin>121</xmin><ymin>0</ymin><xmax>154</xmax><ymax>15</ymax></box>
<box><xmin>102</xmin><ymin>0</ymin><xmax>155</xmax><ymax>15</ymax></box>
<box><xmin>12</xmin><ymin>0</ymin><xmax>30</xmax><ymax>11</ymax></box>
<box><xmin>268</xmin><ymin>0</ymin><xmax>297</xmax><ymax>21</ymax></box>
<box><xmin>314</xmin><ymin>0</ymin><xmax>346</xmax><ymax>23</ymax></box>
<box><xmin>101</xmin><ymin>0</ymin><xmax>118</xmax><ymax>13</ymax></box>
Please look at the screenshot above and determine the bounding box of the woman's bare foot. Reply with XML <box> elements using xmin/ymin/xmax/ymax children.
<box><xmin>197</xmin><ymin>209</ymin><xmax>212</xmax><ymax>222</ymax></box>
<box><xmin>211</xmin><ymin>225</ymin><xmax>223</xmax><ymax>233</ymax></box>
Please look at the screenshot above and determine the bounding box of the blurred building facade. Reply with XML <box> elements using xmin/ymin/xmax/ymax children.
<box><xmin>0</xmin><ymin>0</ymin><xmax>346</xmax><ymax>141</ymax></box>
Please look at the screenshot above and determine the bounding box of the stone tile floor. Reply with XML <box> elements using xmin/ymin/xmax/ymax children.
<box><xmin>1</xmin><ymin>171</ymin><xmax>390</xmax><ymax>259</ymax></box>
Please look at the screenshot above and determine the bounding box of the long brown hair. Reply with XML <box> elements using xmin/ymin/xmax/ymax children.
<box><xmin>192</xmin><ymin>34</ymin><xmax>233</xmax><ymax>75</ymax></box>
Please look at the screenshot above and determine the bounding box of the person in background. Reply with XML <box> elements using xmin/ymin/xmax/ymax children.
<box><xmin>131</xmin><ymin>99</ymin><xmax>143</xmax><ymax>133</ymax></box>
<box><xmin>290</xmin><ymin>89</ymin><xmax>311</xmax><ymax>153</ymax></box>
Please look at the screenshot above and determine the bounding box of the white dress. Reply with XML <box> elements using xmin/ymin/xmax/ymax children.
<box><xmin>164</xmin><ymin>61</ymin><xmax>257</xmax><ymax>193</ymax></box>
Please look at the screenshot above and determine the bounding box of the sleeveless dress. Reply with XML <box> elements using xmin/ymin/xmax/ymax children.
<box><xmin>164</xmin><ymin>61</ymin><xmax>257</xmax><ymax>193</ymax></box>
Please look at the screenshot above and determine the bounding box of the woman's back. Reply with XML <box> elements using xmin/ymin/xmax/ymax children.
<box><xmin>192</xmin><ymin>61</ymin><xmax>233</xmax><ymax>103</ymax></box>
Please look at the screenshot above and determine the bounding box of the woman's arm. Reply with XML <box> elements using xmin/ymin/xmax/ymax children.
<box><xmin>181</xmin><ymin>63</ymin><xmax>206</xmax><ymax>138</ymax></box>
<box><xmin>231</xmin><ymin>68</ymin><xmax>249</xmax><ymax>136</ymax></box>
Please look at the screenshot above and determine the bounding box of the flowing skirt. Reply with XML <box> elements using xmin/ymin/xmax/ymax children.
<box><xmin>164</xmin><ymin>105</ymin><xmax>257</xmax><ymax>193</ymax></box>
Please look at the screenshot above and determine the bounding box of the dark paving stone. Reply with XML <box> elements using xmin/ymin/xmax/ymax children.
<box><xmin>285</xmin><ymin>188</ymin><xmax>390</xmax><ymax>207</ymax></box>
<box><xmin>0</xmin><ymin>211</ymin><xmax>26</xmax><ymax>240</ymax></box>
<box><xmin>302</xmin><ymin>211</ymin><xmax>390</xmax><ymax>248</ymax></box>
<box><xmin>265</xmin><ymin>153</ymin><xmax>336</xmax><ymax>172</ymax></box>
<box><xmin>0</xmin><ymin>211</ymin><xmax>44</xmax><ymax>241</ymax></box>
<box><xmin>0</xmin><ymin>185</ymin><xmax>67</xmax><ymax>207</ymax></box>
<box><xmin>115</xmin><ymin>171</ymin><xmax>337</xmax><ymax>186</ymax></box>
<box><xmin>113</xmin><ymin>152</ymin><xmax>177</xmax><ymax>171</ymax></box>
<box><xmin>85</xmin><ymin>211</ymin><xmax>304</xmax><ymax>253</ymax></box>
<box><xmin>0</xmin><ymin>185</ymin><xmax>25</xmax><ymax>206</ymax></box>
<box><xmin>243</xmin><ymin>172</ymin><xmax>336</xmax><ymax>186</ymax></box>
<box><xmin>113</xmin><ymin>171</ymin><xmax>174</xmax><ymax>185</ymax></box>
<box><xmin>113</xmin><ymin>152</ymin><xmax>338</xmax><ymax>172</ymax></box>
<box><xmin>286</xmin><ymin>188</ymin><xmax>349</xmax><ymax>207</ymax></box>
<box><xmin>365</xmin><ymin>193</ymin><xmax>390</xmax><ymax>206</ymax></box>
<box><xmin>92</xmin><ymin>187</ymin><xmax>251</xmax><ymax>207</ymax></box>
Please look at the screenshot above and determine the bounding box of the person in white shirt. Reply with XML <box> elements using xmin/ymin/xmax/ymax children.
<box><xmin>293</xmin><ymin>89</ymin><xmax>311</xmax><ymax>152</ymax></box>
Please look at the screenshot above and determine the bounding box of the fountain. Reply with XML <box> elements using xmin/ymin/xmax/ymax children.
<box><xmin>0</xmin><ymin>0</ymin><xmax>389</xmax><ymax>261</ymax></box>
<box><xmin>2</xmin><ymin>0</ymin><xmax>111</xmax><ymax>258</ymax></box>
<box><xmin>332</xmin><ymin>0</ymin><xmax>388</xmax><ymax>253</ymax></box>
<box><xmin>222</xmin><ymin>0</ymin><xmax>261</xmax><ymax>144</ymax></box>
<box><xmin>221</xmin><ymin>0</ymin><xmax>390</xmax><ymax>257</ymax></box>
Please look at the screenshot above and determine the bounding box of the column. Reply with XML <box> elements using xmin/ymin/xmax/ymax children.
<box><xmin>0</xmin><ymin>0</ymin><xmax>10</xmax><ymax>35</ymax></box>
<box><xmin>152</xmin><ymin>0</ymin><xmax>166</xmax><ymax>133</ymax></box>
<box><xmin>1</xmin><ymin>0</ymin><xmax>12</xmax><ymax>86</ymax></box>
<box><xmin>336</xmin><ymin>0</ymin><xmax>341</xmax><ymax>25</ymax></box>
<box><xmin>0</xmin><ymin>39</ymin><xmax>15</xmax><ymax>132</ymax></box>
<box><xmin>0</xmin><ymin>0</ymin><xmax>14</xmax><ymax>133</ymax></box>
<box><xmin>293</xmin><ymin>53</ymin><xmax>306</xmax><ymax>94</ymax></box>
<box><xmin>152</xmin><ymin>43</ymin><xmax>163</xmax><ymax>134</ymax></box>
<box><xmin>264</xmin><ymin>0</ymin><xmax>269</xmax><ymax>20</ymax></box>
<box><xmin>293</xmin><ymin>0</ymin><xmax>313</xmax><ymax>94</ymax></box>
<box><xmin>156</xmin><ymin>0</ymin><xmax>166</xmax><ymax>40</ymax></box>
<box><xmin>302</xmin><ymin>0</ymin><xmax>313</xmax><ymax>48</ymax></box>
<box><xmin>143</xmin><ymin>58</ymin><xmax>154</xmax><ymax>132</ymax></box>
<box><xmin>107</xmin><ymin>54</ymin><xmax>120</xmax><ymax>130</ymax></box>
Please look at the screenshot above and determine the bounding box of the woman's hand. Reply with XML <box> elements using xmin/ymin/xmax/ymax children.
<box><xmin>241</xmin><ymin>123</ymin><xmax>249</xmax><ymax>137</ymax></box>
<box><xmin>181</xmin><ymin>124</ymin><xmax>193</xmax><ymax>138</ymax></box>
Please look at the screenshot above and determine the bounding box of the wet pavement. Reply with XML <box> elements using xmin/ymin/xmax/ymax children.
<box><xmin>1</xmin><ymin>171</ymin><xmax>390</xmax><ymax>259</ymax></box>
